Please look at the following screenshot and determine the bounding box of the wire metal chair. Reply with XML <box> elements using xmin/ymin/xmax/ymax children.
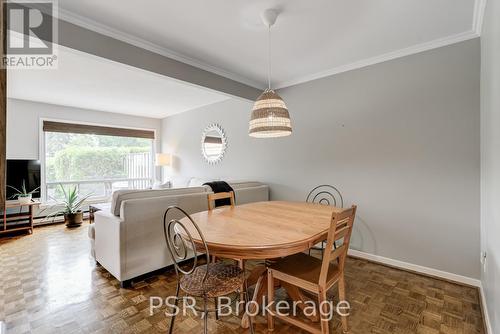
<box><xmin>163</xmin><ymin>206</ymin><xmax>254</xmax><ymax>334</ymax></box>
<box><xmin>306</xmin><ymin>184</ymin><xmax>344</xmax><ymax>208</ymax></box>
<box><xmin>306</xmin><ymin>185</ymin><xmax>344</xmax><ymax>258</ymax></box>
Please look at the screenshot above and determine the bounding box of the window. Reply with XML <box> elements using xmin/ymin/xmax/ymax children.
<box><xmin>43</xmin><ymin>121</ymin><xmax>155</xmax><ymax>201</ymax></box>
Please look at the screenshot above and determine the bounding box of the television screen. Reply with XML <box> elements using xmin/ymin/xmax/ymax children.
<box><xmin>6</xmin><ymin>160</ymin><xmax>41</xmax><ymax>199</ymax></box>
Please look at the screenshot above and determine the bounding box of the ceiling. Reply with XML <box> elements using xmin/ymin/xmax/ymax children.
<box><xmin>57</xmin><ymin>0</ymin><xmax>483</xmax><ymax>89</ymax></box>
<box><xmin>7</xmin><ymin>46</ymin><xmax>229</xmax><ymax>118</ymax></box>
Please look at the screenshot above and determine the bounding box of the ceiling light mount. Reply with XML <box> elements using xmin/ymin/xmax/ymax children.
<box><xmin>261</xmin><ymin>8</ymin><xmax>278</xmax><ymax>28</ymax></box>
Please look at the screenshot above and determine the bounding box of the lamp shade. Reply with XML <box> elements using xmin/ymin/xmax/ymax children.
<box><xmin>249</xmin><ymin>89</ymin><xmax>292</xmax><ymax>138</ymax></box>
<box><xmin>155</xmin><ymin>153</ymin><xmax>172</xmax><ymax>166</ymax></box>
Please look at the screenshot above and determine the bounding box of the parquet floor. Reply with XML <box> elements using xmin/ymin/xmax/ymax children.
<box><xmin>0</xmin><ymin>224</ymin><xmax>485</xmax><ymax>334</ymax></box>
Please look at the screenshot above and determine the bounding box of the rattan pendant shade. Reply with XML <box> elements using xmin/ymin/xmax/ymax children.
<box><xmin>249</xmin><ymin>9</ymin><xmax>292</xmax><ymax>138</ymax></box>
<box><xmin>249</xmin><ymin>89</ymin><xmax>292</xmax><ymax>138</ymax></box>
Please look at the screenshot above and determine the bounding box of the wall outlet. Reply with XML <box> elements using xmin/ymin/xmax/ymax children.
<box><xmin>481</xmin><ymin>251</ymin><xmax>487</xmax><ymax>272</ymax></box>
<box><xmin>481</xmin><ymin>251</ymin><xmax>487</xmax><ymax>263</ymax></box>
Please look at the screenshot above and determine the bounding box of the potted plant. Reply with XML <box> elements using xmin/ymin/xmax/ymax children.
<box><xmin>46</xmin><ymin>185</ymin><xmax>92</xmax><ymax>227</ymax></box>
<box><xmin>7</xmin><ymin>180</ymin><xmax>39</xmax><ymax>204</ymax></box>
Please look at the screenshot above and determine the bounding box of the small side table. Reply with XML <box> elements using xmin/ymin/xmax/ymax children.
<box><xmin>88</xmin><ymin>203</ymin><xmax>111</xmax><ymax>224</ymax></box>
<box><xmin>1</xmin><ymin>199</ymin><xmax>41</xmax><ymax>235</ymax></box>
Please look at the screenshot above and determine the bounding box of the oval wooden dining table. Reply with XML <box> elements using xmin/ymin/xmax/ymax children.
<box><xmin>179</xmin><ymin>200</ymin><xmax>343</xmax><ymax>328</ymax></box>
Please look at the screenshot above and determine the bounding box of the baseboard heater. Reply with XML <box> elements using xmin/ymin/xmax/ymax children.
<box><xmin>33</xmin><ymin>211</ymin><xmax>91</xmax><ymax>226</ymax></box>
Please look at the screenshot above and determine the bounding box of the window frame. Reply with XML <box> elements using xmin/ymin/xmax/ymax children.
<box><xmin>39</xmin><ymin>117</ymin><xmax>157</xmax><ymax>203</ymax></box>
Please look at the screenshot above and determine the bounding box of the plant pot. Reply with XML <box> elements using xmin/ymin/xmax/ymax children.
<box><xmin>18</xmin><ymin>194</ymin><xmax>32</xmax><ymax>205</ymax></box>
<box><xmin>64</xmin><ymin>212</ymin><xmax>84</xmax><ymax>228</ymax></box>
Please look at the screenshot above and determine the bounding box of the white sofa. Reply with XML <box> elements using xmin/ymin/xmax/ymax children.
<box><xmin>91</xmin><ymin>181</ymin><xmax>269</xmax><ymax>286</ymax></box>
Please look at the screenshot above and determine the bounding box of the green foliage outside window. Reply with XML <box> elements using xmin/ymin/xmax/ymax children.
<box><xmin>46</xmin><ymin>146</ymin><xmax>149</xmax><ymax>181</ymax></box>
<box><xmin>45</xmin><ymin>132</ymin><xmax>152</xmax><ymax>182</ymax></box>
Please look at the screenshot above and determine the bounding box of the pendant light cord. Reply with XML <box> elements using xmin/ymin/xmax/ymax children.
<box><xmin>267</xmin><ymin>25</ymin><xmax>271</xmax><ymax>90</ymax></box>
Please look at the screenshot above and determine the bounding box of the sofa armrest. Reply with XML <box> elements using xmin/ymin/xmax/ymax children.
<box><xmin>94</xmin><ymin>210</ymin><xmax>124</xmax><ymax>281</ymax></box>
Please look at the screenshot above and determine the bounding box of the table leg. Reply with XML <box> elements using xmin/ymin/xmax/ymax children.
<box><xmin>29</xmin><ymin>205</ymin><xmax>33</xmax><ymax>234</ymax></box>
<box><xmin>280</xmin><ymin>282</ymin><xmax>320</xmax><ymax>322</ymax></box>
<box><xmin>241</xmin><ymin>269</ymin><xmax>267</xmax><ymax>329</ymax></box>
<box><xmin>246</xmin><ymin>264</ymin><xmax>267</xmax><ymax>286</ymax></box>
<box><xmin>238</xmin><ymin>259</ymin><xmax>245</xmax><ymax>310</ymax></box>
<box><xmin>240</xmin><ymin>264</ymin><xmax>320</xmax><ymax>328</ymax></box>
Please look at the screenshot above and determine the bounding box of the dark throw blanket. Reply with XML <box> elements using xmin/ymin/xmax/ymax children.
<box><xmin>203</xmin><ymin>181</ymin><xmax>235</xmax><ymax>208</ymax></box>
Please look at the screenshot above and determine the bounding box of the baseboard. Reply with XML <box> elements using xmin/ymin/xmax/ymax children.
<box><xmin>33</xmin><ymin>212</ymin><xmax>91</xmax><ymax>226</ymax></box>
<box><xmin>479</xmin><ymin>283</ymin><xmax>493</xmax><ymax>334</ymax></box>
<box><xmin>348</xmin><ymin>249</ymin><xmax>481</xmax><ymax>287</ymax></box>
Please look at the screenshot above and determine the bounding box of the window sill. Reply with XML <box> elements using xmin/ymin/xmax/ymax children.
<box><xmin>39</xmin><ymin>197</ymin><xmax>111</xmax><ymax>210</ymax></box>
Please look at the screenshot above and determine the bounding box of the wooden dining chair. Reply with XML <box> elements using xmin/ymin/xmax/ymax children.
<box><xmin>207</xmin><ymin>191</ymin><xmax>235</xmax><ymax>210</ymax></box>
<box><xmin>206</xmin><ymin>191</ymin><xmax>245</xmax><ymax>303</ymax></box>
<box><xmin>207</xmin><ymin>192</ymin><xmax>235</xmax><ymax>261</ymax></box>
<box><xmin>267</xmin><ymin>205</ymin><xmax>357</xmax><ymax>334</ymax></box>
<box><xmin>163</xmin><ymin>206</ymin><xmax>254</xmax><ymax>334</ymax></box>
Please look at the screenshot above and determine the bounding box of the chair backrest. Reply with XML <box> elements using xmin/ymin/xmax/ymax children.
<box><xmin>318</xmin><ymin>205</ymin><xmax>357</xmax><ymax>286</ymax></box>
<box><xmin>306</xmin><ymin>185</ymin><xmax>344</xmax><ymax>208</ymax></box>
<box><xmin>207</xmin><ymin>191</ymin><xmax>235</xmax><ymax>210</ymax></box>
<box><xmin>163</xmin><ymin>206</ymin><xmax>210</xmax><ymax>282</ymax></box>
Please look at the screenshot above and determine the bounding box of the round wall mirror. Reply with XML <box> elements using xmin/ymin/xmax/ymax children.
<box><xmin>201</xmin><ymin>124</ymin><xmax>227</xmax><ymax>164</ymax></box>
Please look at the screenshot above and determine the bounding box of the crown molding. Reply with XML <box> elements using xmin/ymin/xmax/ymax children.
<box><xmin>57</xmin><ymin>7</ymin><xmax>482</xmax><ymax>91</ymax></box>
<box><xmin>57</xmin><ymin>8</ymin><xmax>265</xmax><ymax>90</ymax></box>
<box><xmin>473</xmin><ymin>0</ymin><xmax>488</xmax><ymax>35</ymax></box>
<box><xmin>275</xmin><ymin>30</ymin><xmax>479</xmax><ymax>89</ymax></box>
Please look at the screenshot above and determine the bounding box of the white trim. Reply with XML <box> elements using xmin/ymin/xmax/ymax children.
<box><xmin>57</xmin><ymin>8</ymin><xmax>264</xmax><ymax>90</ymax></box>
<box><xmin>275</xmin><ymin>31</ymin><xmax>479</xmax><ymax>89</ymax></box>
<box><xmin>348</xmin><ymin>249</ymin><xmax>481</xmax><ymax>287</ymax></box>
<box><xmin>473</xmin><ymin>0</ymin><xmax>488</xmax><ymax>35</ymax></box>
<box><xmin>39</xmin><ymin>118</ymin><xmax>46</xmax><ymax>202</ymax></box>
<box><xmin>58</xmin><ymin>7</ymin><xmax>482</xmax><ymax>90</ymax></box>
<box><xmin>479</xmin><ymin>283</ymin><xmax>493</xmax><ymax>334</ymax></box>
<box><xmin>479</xmin><ymin>282</ymin><xmax>493</xmax><ymax>334</ymax></box>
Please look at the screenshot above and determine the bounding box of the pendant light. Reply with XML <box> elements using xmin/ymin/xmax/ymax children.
<box><xmin>249</xmin><ymin>9</ymin><xmax>292</xmax><ymax>138</ymax></box>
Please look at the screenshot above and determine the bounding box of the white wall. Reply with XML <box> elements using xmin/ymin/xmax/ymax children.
<box><xmin>162</xmin><ymin>39</ymin><xmax>481</xmax><ymax>279</ymax></box>
<box><xmin>6</xmin><ymin>98</ymin><xmax>163</xmax><ymax>189</ymax></box>
<box><xmin>6</xmin><ymin>98</ymin><xmax>162</xmax><ymax>160</ymax></box>
<box><xmin>480</xmin><ymin>0</ymin><xmax>500</xmax><ymax>331</ymax></box>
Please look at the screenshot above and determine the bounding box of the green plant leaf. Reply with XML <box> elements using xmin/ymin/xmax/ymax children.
<box><xmin>6</xmin><ymin>185</ymin><xmax>22</xmax><ymax>195</ymax></box>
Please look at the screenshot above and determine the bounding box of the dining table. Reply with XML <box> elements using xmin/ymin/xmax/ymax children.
<box><xmin>179</xmin><ymin>200</ymin><xmax>342</xmax><ymax>328</ymax></box>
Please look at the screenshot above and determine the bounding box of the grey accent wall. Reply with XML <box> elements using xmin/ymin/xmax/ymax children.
<box><xmin>162</xmin><ymin>39</ymin><xmax>480</xmax><ymax>278</ymax></box>
<box><xmin>480</xmin><ymin>0</ymin><xmax>500</xmax><ymax>331</ymax></box>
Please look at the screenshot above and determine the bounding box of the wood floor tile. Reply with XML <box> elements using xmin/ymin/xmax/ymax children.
<box><xmin>0</xmin><ymin>224</ymin><xmax>486</xmax><ymax>333</ymax></box>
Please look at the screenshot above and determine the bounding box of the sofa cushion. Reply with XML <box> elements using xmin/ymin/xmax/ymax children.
<box><xmin>111</xmin><ymin>187</ymin><xmax>209</xmax><ymax>216</ymax></box>
<box><xmin>188</xmin><ymin>177</ymin><xmax>214</xmax><ymax>187</ymax></box>
<box><xmin>170</xmin><ymin>176</ymin><xmax>191</xmax><ymax>188</ymax></box>
<box><xmin>233</xmin><ymin>185</ymin><xmax>269</xmax><ymax>204</ymax></box>
<box><xmin>228</xmin><ymin>181</ymin><xmax>263</xmax><ymax>189</ymax></box>
<box><xmin>152</xmin><ymin>180</ymin><xmax>172</xmax><ymax>189</ymax></box>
